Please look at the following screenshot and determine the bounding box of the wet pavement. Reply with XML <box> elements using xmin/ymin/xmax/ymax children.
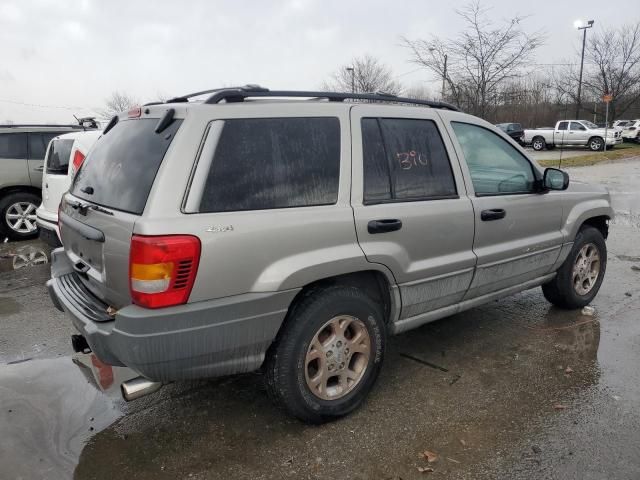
<box><xmin>1</xmin><ymin>158</ymin><xmax>639</xmax><ymax>479</ymax></box>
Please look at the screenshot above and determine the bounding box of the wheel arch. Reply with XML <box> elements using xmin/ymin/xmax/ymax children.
<box><xmin>0</xmin><ymin>185</ymin><xmax>42</xmax><ymax>201</ymax></box>
<box><xmin>285</xmin><ymin>269</ymin><xmax>398</xmax><ymax>327</ymax></box>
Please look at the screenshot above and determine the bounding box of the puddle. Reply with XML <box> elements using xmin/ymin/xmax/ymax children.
<box><xmin>0</xmin><ymin>355</ymin><xmax>136</xmax><ymax>479</ymax></box>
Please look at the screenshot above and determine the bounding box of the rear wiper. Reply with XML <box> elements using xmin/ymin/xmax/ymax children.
<box><xmin>67</xmin><ymin>200</ymin><xmax>113</xmax><ymax>216</ymax></box>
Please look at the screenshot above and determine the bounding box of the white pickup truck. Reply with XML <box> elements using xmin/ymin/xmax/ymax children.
<box><xmin>524</xmin><ymin>120</ymin><xmax>623</xmax><ymax>151</ymax></box>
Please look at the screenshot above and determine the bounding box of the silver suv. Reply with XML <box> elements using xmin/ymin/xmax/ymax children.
<box><xmin>47</xmin><ymin>87</ymin><xmax>613</xmax><ymax>423</ymax></box>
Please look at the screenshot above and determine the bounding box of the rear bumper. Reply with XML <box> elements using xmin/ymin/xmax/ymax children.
<box><xmin>36</xmin><ymin>207</ymin><xmax>61</xmax><ymax>247</ymax></box>
<box><xmin>47</xmin><ymin>248</ymin><xmax>299</xmax><ymax>382</ymax></box>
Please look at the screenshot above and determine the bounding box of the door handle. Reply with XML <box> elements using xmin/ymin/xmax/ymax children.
<box><xmin>367</xmin><ymin>219</ymin><xmax>403</xmax><ymax>234</ymax></box>
<box><xmin>480</xmin><ymin>209</ymin><xmax>506</xmax><ymax>221</ymax></box>
<box><xmin>33</xmin><ymin>166</ymin><xmax>44</xmax><ymax>172</ymax></box>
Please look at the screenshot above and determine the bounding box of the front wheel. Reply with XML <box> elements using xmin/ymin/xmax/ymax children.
<box><xmin>542</xmin><ymin>226</ymin><xmax>607</xmax><ymax>309</ymax></box>
<box><xmin>588</xmin><ymin>137</ymin><xmax>604</xmax><ymax>151</ymax></box>
<box><xmin>265</xmin><ymin>286</ymin><xmax>386</xmax><ymax>423</ymax></box>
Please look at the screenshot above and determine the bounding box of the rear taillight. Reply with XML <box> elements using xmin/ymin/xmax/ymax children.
<box><xmin>71</xmin><ymin>150</ymin><xmax>85</xmax><ymax>176</ymax></box>
<box><xmin>129</xmin><ymin>235</ymin><xmax>201</xmax><ymax>309</ymax></box>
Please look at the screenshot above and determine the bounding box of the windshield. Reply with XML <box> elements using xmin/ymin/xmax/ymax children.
<box><xmin>71</xmin><ymin>118</ymin><xmax>182</xmax><ymax>214</ymax></box>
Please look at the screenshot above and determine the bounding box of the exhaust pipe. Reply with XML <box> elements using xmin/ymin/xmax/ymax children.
<box><xmin>71</xmin><ymin>334</ymin><xmax>91</xmax><ymax>353</ymax></box>
<box><xmin>121</xmin><ymin>377</ymin><xmax>162</xmax><ymax>401</ymax></box>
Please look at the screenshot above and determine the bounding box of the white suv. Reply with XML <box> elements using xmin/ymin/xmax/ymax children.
<box><xmin>36</xmin><ymin>130</ymin><xmax>102</xmax><ymax>246</ymax></box>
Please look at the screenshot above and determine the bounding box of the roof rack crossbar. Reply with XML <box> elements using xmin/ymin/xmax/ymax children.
<box><xmin>201</xmin><ymin>88</ymin><xmax>459</xmax><ymax>111</ymax></box>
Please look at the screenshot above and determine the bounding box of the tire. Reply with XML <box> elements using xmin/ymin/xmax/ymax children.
<box><xmin>542</xmin><ymin>226</ymin><xmax>607</xmax><ymax>309</ymax></box>
<box><xmin>0</xmin><ymin>191</ymin><xmax>41</xmax><ymax>241</ymax></box>
<box><xmin>588</xmin><ymin>136</ymin><xmax>604</xmax><ymax>151</ymax></box>
<box><xmin>265</xmin><ymin>286</ymin><xmax>386</xmax><ymax>424</ymax></box>
<box><xmin>532</xmin><ymin>136</ymin><xmax>546</xmax><ymax>151</ymax></box>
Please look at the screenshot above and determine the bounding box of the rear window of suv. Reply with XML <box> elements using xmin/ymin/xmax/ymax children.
<box><xmin>72</xmin><ymin>118</ymin><xmax>182</xmax><ymax>214</ymax></box>
<box><xmin>46</xmin><ymin>138</ymin><xmax>74</xmax><ymax>174</ymax></box>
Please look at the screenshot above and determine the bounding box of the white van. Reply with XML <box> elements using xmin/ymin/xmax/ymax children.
<box><xmin>36</xmin><ymin>130</ymin><xmax>102</xmax><ymax>246</ymax></box>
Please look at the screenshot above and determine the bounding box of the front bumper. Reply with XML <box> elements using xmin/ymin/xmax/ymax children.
<box><xmin>47</xmin><ymin>248</ymin><xmax>299</xmax><ymax>382</ymax></box>
<box><xmin>606</xmin><ymin>137</ymin><xmax>623</xmax><ymax>146</ymax></box>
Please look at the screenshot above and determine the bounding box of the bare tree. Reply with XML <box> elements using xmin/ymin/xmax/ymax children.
<box><xmin>584</xmin><ymin>22</ymin><xmax>640</xmax><ymax>119</ymax></box>
<box><xmin>403</xmin><ymin>84</ymin><xmax>434</xmax><ymax>100</ymax></box>
<box><xmin>402</xmin><ymin>1</ymin><xmax>545</xmax><ymax>117</ymax></box>
<box><xmin>96</xmin><ymin>91</ymin><xmax>140</xmax><ymax>120</ymax></box>
<box><xmin>322</xmin><ymin>55</ymin><xmax>403</xmax><ymax>95</ymax></box>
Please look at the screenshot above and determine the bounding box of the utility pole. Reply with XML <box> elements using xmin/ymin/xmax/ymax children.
<box><xmin>442</xmin><ymin>54</ymin><xmax>448</xmax><ymax>100</ymax></box>
<box><xmin>575</xmin><ymin>19</ymin><xmax>594</xmax><ymax>119</ymax></box>
<box><xmin>346</xmin><ymin>67</ymin><xmax>355</xmax><ymax>93</ymax></box>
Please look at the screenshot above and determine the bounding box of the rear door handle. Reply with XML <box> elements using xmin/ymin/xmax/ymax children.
<box><xmin>480</xmin><ymin>209</ymin><xmax>506</xmax><ymax>221</ymax></box>
<box><xmin>367</xmin><ymin>219</ymin><xmax>403</xmax><ymax>234</ymax></box>
<box><xmin>33</xmin><ymin>166</ymin><xmax>44</xmax><ymax>172</ymax></box>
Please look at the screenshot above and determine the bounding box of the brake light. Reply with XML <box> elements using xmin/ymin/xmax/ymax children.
<box><xmin>129</xmin><ymin>235</ymin><xmax>201</xmax><ymax>309</ymax></box>
<box><xmin>71</xmin><ymin>150</ymin><xmax>85</xmax><ymax>176</ymax></box>
<box><xmin>128</xmin><ymin>106</ymin><xmax>141</xmax><ymax>118</ymax></box>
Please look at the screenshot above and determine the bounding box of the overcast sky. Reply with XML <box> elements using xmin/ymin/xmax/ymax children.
<box><xmin>0</xmin><ymin>0</ymin><xmax>635</xmax><ymax>123</ymax></box>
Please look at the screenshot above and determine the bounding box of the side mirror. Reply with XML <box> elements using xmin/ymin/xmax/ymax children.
<box><xmin>543</xmin><ymin>167</ymin><xmax>569</xmax><ymax>191</ymax></box>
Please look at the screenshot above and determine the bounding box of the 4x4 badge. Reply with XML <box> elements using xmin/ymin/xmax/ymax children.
<box><xmin>206</xmin><ymin>225</ymin><xmax>234</xmax><ymax>233</ymax></box>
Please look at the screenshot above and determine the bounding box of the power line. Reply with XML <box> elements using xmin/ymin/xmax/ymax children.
<box><xmin>0</xmin><ymin>98</ymin><xmax>92</xmax><ymax>111</ymax></box>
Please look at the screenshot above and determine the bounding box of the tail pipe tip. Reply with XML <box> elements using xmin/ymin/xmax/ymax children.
<box><xmin>121</xmin><ymin>377</ymin><xmax>162</xmax><ymax>402</ymax></box>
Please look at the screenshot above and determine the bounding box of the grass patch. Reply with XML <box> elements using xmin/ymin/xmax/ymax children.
<box><xmin>538</xmin><ymin>142</ymin><xmax>640</xmax><ymax>168</ymax></box>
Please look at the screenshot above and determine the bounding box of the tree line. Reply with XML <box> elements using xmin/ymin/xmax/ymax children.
<box><xmin>98</xmin><ymin>1</ymin><xmax>640</xmax><ymax>128</ymax></box>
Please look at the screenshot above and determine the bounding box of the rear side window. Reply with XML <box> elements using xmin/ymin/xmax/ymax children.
<box><xmin>198</xmin><ymin>117</ymin><xmax>340</xmax><ymax>212</ymax></box>
<box><xmin>361</xmin><ymin>118</ymin><xmax>457</xmax><ymax>204</ymax></box>
<box><xmin>46</xmin><ymin>139</ymin><xmax>74</xmax><ymax>174</ymax></box>
<box><xmin>0</xmin><ymin>133</ymin><xmax>27</xmax><ymax>159</ymax></box>
<box><xmin>72</xmin><ymin>119</ymin><xmax>182</xmax><ymax>214</ymax></box>
<box><xmin>28</xmin><ymin>132</ymin><xmax>62</xmax><ymax>160</ymax></box>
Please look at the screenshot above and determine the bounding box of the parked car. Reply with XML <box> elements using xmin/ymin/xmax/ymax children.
<box><xmin>612</xmin><ymin>120</ymin><xmax>632</xmax><ymax>129</ymax></box>
<box><xmin>621</xmin><ymin>119</ymin><xmax>640</xmax><ymax>143</ymax></box>
<box><xmin>524</xmin><ymin>120</ymin><xmax>623</xmax><ymax>151</ymax></box>
<box><xmin>0</xmin><ymin>119</ymin><xmax>98</xmax><ymax>240</ymax></box>
<box><xmin>36</xmin><ymin>130</ymin><xmax>103</xmax><ymax>247</ymax></box>
<box><xmin>47</xmin><ymin>86</ymin><xmax>613</xmax><ymax>423</ymax></box>
<box><xmin>495</xmin><ymin>122</ymin><xmax>524</xmax><ymax>144</ymax></box>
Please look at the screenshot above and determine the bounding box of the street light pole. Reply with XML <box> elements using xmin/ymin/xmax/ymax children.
<box><xmin>346</xmin><ymin>67</ymin><xmax>355</xmax><ymax>94</ymax></box>
<box><xmin>575</xmin><ymin>19</ymin><xmax>594</xmax><ymax>119</ymax></box>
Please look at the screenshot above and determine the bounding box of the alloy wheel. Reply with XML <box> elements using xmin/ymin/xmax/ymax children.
<box><xmin>572</xmin><ymin>243</ymin><xmax>600</xmax><ymax>296</ymax></box>
<box><xmin>5</xmin><ymin>202</ymin><xmax>38</xmax><ymax>234</ymax></box>
<box><xmin>304</xmin><ymin>315</ymin><xmax>371</xmax><ymax>401</ymax></box>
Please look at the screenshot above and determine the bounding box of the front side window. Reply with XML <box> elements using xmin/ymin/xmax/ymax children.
<box><xmin>361</xmin><ymin>118</ymin><xmax>457</xmax><ymax>204</ymax></box>
<box><xmin>570</xmin><ymin>122</ymin><xmax>586</xmax><ymax>131</ymax></box>
<box><xmin>199</xmin><ymin>117</ymin><xmax>340</xmax><ymax>213</ymax></box>
<box><xmin>451</xmin><ymin>122</ymin><xmax>536</xmax><ymax>195</ymax></box>
<box><xmin>0</xmin><ymin>133</ymin><xmax>27</xmax><ymax>159</ymax></box>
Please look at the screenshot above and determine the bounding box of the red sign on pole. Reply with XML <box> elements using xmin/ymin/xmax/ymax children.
<box><xmin>603</xmin><ymin>93</ymin><xmax>613</xmax><ymax>103</ymax></box>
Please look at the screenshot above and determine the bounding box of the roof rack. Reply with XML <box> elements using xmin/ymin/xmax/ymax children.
<box><xmin>0</xmin><ymin>124</ymin><xmax>86</xmax><ymax>129</ymax></box>
<box><xmin>164</xmin><ymin>85</ymin><xmax>268</xmax><ymax>104</ymax></box>
<box><xmin>165</xmin><ymin>85</ymin><xmax>459</xmax><ymax>111</ymax></box>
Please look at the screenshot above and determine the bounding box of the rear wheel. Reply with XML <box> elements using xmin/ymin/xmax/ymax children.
<box><xmin>542</xmin><ymin>226</ymin><xmax>607</xmax><ymax>309</ymax></box>
<box><xmin>0</xmin><ymin>192</ymin><xmax>41</xmax><ymax>241</ymax></box>
<box><xmin>588</xmin><ymin>137</ymin><xmax>604</xmax><ymax>151</ymax></box>
<box><xmin>532</xmin><ymin>137</ymin><xmax>546</xmax><ymax>151</ymax></box>
<box><xmin>265</xmin><ymin>286</ymin><xmax>386</xmax><ymax>423</ymax></box>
